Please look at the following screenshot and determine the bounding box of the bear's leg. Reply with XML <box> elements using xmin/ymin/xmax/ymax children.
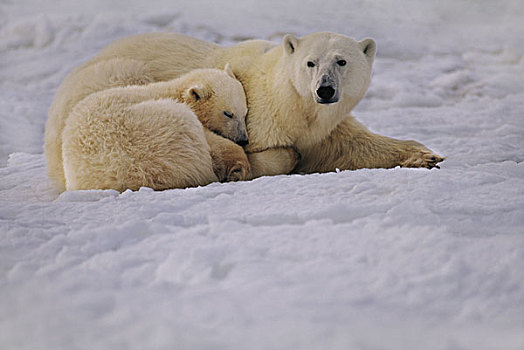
<box><xmin>246</xmin><ymin>146</ymin><xmax>301</xmax><ymax>178</ymax></box>
<box><xmin>204</xmin><ymin>130</ymin><xmax>251</xmax><ymax>182</ymax></box>
<box><xmin>295</xmin><ymin>115</ymin><xmax>444</xmax><ymax>173</ymax></box>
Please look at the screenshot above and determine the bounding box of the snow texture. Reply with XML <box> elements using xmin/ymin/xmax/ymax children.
<box><xmin>1</xmin><ymin>1</ymin><xmax>524</xmax><ymax>349</ymax></box>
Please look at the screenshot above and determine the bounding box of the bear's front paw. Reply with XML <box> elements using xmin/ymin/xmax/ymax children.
<box><xmin>400</xmin><ymin>142</ymin><xmax>445</xmax><ymax>169</ymax></box>
<box><xmin>226</xmin><ymin>160</ymin><xmax>251</xmax><ymax>182</ymax></box>
<box><xmin>212</xmin><ymin>143</ymin><xmax>251</xmax><ymax>182</ymax></box>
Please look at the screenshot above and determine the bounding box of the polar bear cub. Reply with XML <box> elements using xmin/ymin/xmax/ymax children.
<box><xmin>62</xmin><ymin>66</ymin><xmax>250</xmax><ymax>192</ymax></box>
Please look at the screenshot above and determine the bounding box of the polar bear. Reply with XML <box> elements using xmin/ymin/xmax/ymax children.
<box><xmin>45</xmin><ymin>31</ymin><xmax>443</xmax><ymax>189</ymax></box>
<box><xmin>62</xmin><ymin>67</ymin><xmax>250</xmax><ymax>192</ymax></box>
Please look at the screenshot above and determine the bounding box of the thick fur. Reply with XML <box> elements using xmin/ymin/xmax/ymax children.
<box><xmin>46</xmin><ymin>32</ymin><xmax>444</xmax><ymax>188</ymax></box>
<box><xmin>61</xmin><ymin>68</ymin><xmax>250</xmax><ymax>191</ymax></box>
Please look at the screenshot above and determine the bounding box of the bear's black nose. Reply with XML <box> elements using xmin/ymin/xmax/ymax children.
<box><xmin>236</xmin><ymin>139</ymin><xmax>249</xmax><ymax>147</ymax></box>
<box><xmin>316</xmin><ymin>86</ymin><xmax>336</xmax><ymax>100</ymax></box>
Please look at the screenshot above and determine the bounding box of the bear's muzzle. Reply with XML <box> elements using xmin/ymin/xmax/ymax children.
<box><xmin>315</xmin><ymin>74</ymin><xmax>338</xmax><ymax>104</ymax></box>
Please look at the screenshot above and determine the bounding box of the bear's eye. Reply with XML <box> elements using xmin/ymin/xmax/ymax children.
<box><xmin>223</xmin><ymin>111</ymin><xmax>234</xmax><ymax>119</ymax></box>
<box><xmin>337</xmin><ymin>60</ymin><xmax>347</xmax><ymax>67</ymax></box>
<box><xmin>307</xmin><ymin>61</ymin><xmax>315</xmax><ymax>68</ymax></box>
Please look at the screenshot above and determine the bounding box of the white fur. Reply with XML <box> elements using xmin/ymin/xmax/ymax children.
<box><xmin>61</xmin><ymin>68</ymin><xmax>248</xmax><ymax>191</ymax></box>
<box><xmin>46</xmin><ymin>31</ymin><xmax>443</xmax><ymax>189</ymax></box>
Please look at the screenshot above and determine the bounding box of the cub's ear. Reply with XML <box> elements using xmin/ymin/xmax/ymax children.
<box><xmin>283</xmin><ymin>34</ymin><xmax>298</xmax><ymax>55</ymax></box>
<box><xmin>224</xmin><ymin>63</ymin><xmax>236</xmax><ymax>79</ymax></box>
<box><xmin>359</xmin><ymin>38</ymin><xmax>376</xmax><ymax>63</ymax></box>
<box><xmin>186</xmin><ymin>85</ymin><xmax>211</xmax><ymax>101</ymax></box>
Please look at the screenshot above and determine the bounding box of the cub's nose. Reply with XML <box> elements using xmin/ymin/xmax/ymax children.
<box><xmin>236</xmin><ymin>138</ymin><xmax>249</xmax><ymax>147</ymax></box>
<box><xmin>316</xmin><ymin>86</ymin><xmax>336</xmax><ymax>100</ymax></box>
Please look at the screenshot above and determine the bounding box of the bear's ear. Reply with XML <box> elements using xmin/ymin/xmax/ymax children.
<box><xmin>283</xmin><ymin>34</ymin><xmax>298</xmax><ymax>55</ymax></box>
<box><xmin>186</xmin><ymin>85</ymin><xmax>211</xmax><ymax>102</ymax></box>
<box><xmin>359</xmin><ymin>38</ymin><xmax>376</xmax><ymax>63</ymax></box>
<box><xmin>224</xmin><ymin>63</ymin><xmax>236</xmax><ymax>79</ymax></box>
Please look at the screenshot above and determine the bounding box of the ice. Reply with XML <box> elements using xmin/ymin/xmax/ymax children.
<box><xmin>1</xmin><ymin>0</ymin><xmax>524</xmax><ymax>349</ymax></box>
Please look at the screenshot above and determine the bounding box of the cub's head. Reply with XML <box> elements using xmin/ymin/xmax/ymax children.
<box><xmin>282</xmin><ymin>32</ymin><xmax>376</xmax><ymax>107</ymax></box>
<box><xmin>181</xmin><ymin>65</ymin><xmax>249</xmax><ymax>146</ymax></box>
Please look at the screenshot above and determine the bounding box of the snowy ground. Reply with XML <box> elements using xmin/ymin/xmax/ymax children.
<box><xmin>1</xmin><ymin>1</ymin><xmax>524</xmax><ymax>349</ymax></box>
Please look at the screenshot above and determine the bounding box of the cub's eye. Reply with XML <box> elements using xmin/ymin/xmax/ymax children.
<box><xmin>307</xmin><ymin>61</ymin><xmax>315</xmax><ymax>68</ymax></box>
<box><xmin>337</xmin><ymin>60</ymin><xmax>347</xmax><ymax>66</ymax></box>
<box><xmin>223</xmin><ymin>111</ymin><xmax>234</xmax><ymax>119</ymax></box>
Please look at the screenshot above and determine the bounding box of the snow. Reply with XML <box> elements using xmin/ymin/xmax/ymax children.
<box><xmin>1</xmin><ymin>0</ymin><xmax>524</xmax><ymax>349</ymax></box>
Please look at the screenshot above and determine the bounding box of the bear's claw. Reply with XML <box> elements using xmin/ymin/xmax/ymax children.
<box><xmin>400</xmin><ymin>145</ymin><xmax>445</xmax><ymax>169</ymax></box>
<box><xmin>225</xmin><ymin>161</ymin><xmax>251</xmax><ymax>182</ymax></box>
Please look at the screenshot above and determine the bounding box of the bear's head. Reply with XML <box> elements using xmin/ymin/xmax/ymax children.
<box><xmin>181</xmin><ymin>65</ymin><xmax>249</xmax><ymax>146</ymax></box>
<box><xmin>282</xmin><ymin>32</ymin><xmax>376</xmax><ymax>108</ymax></box>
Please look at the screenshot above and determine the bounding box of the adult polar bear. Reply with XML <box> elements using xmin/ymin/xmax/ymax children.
<box><xmin>45</xmin><ymin>32</ymin><xmax>443</xmax><ymax>190</ymax></box>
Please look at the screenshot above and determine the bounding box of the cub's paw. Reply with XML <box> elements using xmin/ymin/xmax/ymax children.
<box><xmin>400</xmin><ymin>142</ymin><xmax>445</xmax><ymax>169</ymax></box>
<box><xmin>226</xmin><ymin>159</ymin><xmax>251</xmax><ymax>182</ymax></box>
<box><xmin>212</xmin><ymin>143</ymin><xmax>251</xmax><ymax>182</ymax></box>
